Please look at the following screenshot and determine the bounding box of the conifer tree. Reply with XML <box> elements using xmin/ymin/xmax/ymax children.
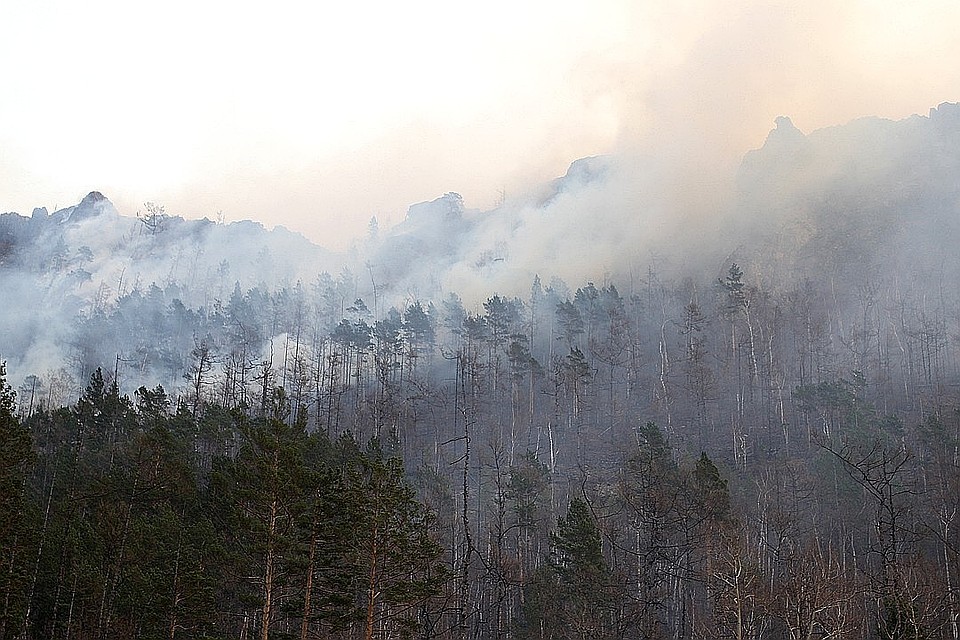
<box><xmin>519</xmin><ymin>496</ymin><xmax>621</xmax><ymax>639</ymax></box>
<box><xmin>0</xmin><ymin>363</ymin><xmax>34</xmax><ymax>638</ymax></box>
<box><xmin>210</xmin><ymin>388</ymin><xmax>309</xmax><ymax>640</ymax></box>
<box><xmin>342</xmin><ymin>438</ymin><xmax>447</xmax><ymax>640</ymax></box>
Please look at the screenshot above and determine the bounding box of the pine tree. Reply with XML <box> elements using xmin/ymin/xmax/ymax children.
<box><xmin>693</xmin><ymin>451</ymin><xmax>731</xmax><ymax>526</ymax></box>
<box><xmin>519</xmin><ymin>496</ymin><xmax>621</xmax><ymax>639</ymax></box>
<box><xmin>0</xmin><ymin>363</ymin><xmax>34</xmax><ymax>637</ymax></box>
<box><xmin>342</xmin><ymin>438</ymin><xmax>447</xmax><ymax>640</ymax></box>
<box><xmin>210</xmin><ymin>388</ymin><xmax>310</xmax><ymax>640</ymax></box>
<box><xmin>617</xmin><ymin>422</ymin><xmax>693</xmax><ymax>637</ymax></box>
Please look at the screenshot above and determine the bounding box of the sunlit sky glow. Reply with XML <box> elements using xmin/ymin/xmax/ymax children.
<box><xmin>2</xmin><ymin>0</ymin><xmax>959</xmax><ymax>247</ymax></box>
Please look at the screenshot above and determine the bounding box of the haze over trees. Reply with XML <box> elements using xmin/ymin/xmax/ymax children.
<box><xmin>2</xmin><ymin>104</ymin><xmax>960</xmax><ymax>638</ymax></box>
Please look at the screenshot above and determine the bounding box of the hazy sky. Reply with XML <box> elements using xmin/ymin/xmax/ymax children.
<box><xmin>2</xmin><ymin>0</ymin><xmax>959</xmax><ymax>248</ymax></box>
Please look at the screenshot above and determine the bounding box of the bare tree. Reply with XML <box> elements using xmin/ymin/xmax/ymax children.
<box><xmin>137</xmin><ymin>202</ymin><xmax>168</xmax><ymax>235</ymax></box>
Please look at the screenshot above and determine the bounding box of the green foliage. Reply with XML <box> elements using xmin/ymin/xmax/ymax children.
<box><xmin>0</xmin><ymin>363</ymin><xmax>34</xmax><ymax>637</ymax></box>
<box><xmin>403</xmin><ymin>300</ymin><xmax>436</xmax><ymax>348</ymax></box>
<box><xmin>793</xmin><ymin>372</ymin><xmax>900</xmax><ymax>446</ymax></box>
<box><xmin>555</xmin><ymin>300</ymin><xmax>584</xmax><ymax>348</ymax></box>
<box><xmin>551</xmin><ymin>497</ymin><xmax>604</xmax><ymax>577</ymax></box>
<box><xmin>9</xmin><ymin>249</ymin><xmax>960</xmax><ymax>639</ymax></box>
<box><xmin>719</xmin><ymin>262</ymin><xmax>748</xmax><ymax>318</ymax></box>
<box><xmin>619</xmin><ymin>422</ymin><xmax>682</xmax><ymax>538</ymax></box>
<box><xmin>507</xmin><ymin>338</ymin><xmax>537</xmax><ymax>381</ymax></box>
<box><xmin>560</xmin><ymin>347</ymin><xmax>592</xmax><ymax>385</ymax></box>
<box><xmin>342</xmin><ymin>438</ymin><xmax>447</xmax><ymax>636</ymax></box>
<box><xmin>693</xmin><ymin>451</ymin><xmax>730</xmax><ymax>523</ymax></box>
<box><xmin>2</xmin><ymin>369</ymin><xmax>450</xmax><ymax>640</ymax></box>
<box><xmin>519</xmin><ymin>496</ymin><xmax>621</xmax><ymax>639</ymax></box>
<box><xmin>506</xmin><ymin>452</ymin><xmax>549</xmax><ymax>528</ymax></box>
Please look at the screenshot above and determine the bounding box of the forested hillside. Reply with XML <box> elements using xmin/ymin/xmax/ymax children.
<box><xmin>2</xmin><ymin>105</ymin><xmax>960</xmax><ymax>638</ymax></box>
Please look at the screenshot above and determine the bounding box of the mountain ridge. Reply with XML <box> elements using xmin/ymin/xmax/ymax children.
<box><xmin>2</xmin><ymin>102</ymin><xmax>959</xmax><ymax>391</ymax></box>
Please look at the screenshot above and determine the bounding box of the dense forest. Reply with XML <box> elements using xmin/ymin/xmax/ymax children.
<box><xmin>3</xmin><ymin>105</ymin><xmax>960</xmax><ymax>638</ymax></box>
<box><xmin>3</xmin><ymin>255</ymin><xmax>960</xmax><ymax>639</ymax></box>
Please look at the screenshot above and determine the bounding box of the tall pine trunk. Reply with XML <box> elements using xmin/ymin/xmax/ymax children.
<box><xmin>261</xmin><ymin>495</ymin><xmax>279</xmax><ymax>640</ymax></box>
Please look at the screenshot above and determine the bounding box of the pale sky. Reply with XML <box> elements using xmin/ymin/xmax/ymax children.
<box><xmin>2</xmin><ymin>0</ymin><xmax>959</xmax><ymax>248</ymax></box>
